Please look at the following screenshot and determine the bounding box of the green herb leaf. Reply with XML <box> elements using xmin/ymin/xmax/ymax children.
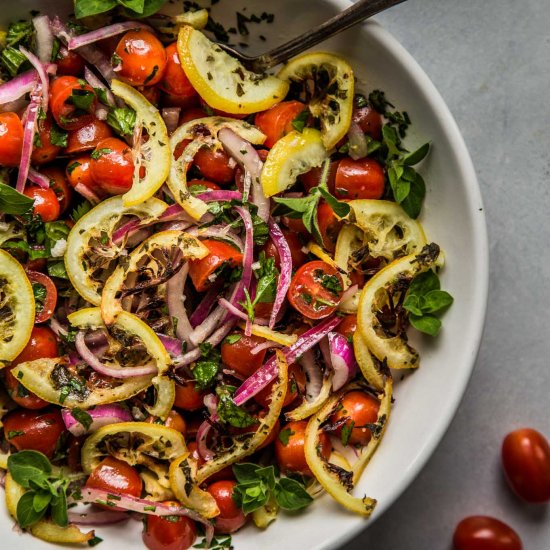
<box><xmin>17</xmin><ymin>490</ymin><xmax>47</xmax><ymax>528</ymax></box>
<box><xmin>317</xmin><ymin>186</ymin><xmax>350</xmax><ymax>218</ymax></box>
<box><xmin>71</xmin><ymin>201</ymin><xmax>92</xmax><ymax>222</ymax></box>
<box><xmin>47</xmin><ymin>260</ymin><xmax>69</xmax><ymax>279</ymax></box>
<box><xmin>253</xmin><ymin>252</ymin><xmax>278</xmax><ymax>305</ymax></box>
<box><xmin>50</xmin><ymin>491</ymin><xmax>69</xmax><ymax>527</ymax></box>
<box><xmin>32</xmin><ymin>491</ymin><xmax>52</xmax><ymax>513</ymax></box>
<box><xmin>118</xmin><ymin>0</ymin><xmax>145</xmax><ymax>13</ymax></box>
<box><xmin>74</xmin><ymin>0</ymin><xmax>117</xmax><ymax>18</ymax></box>
<box><xmin>409</xmin><ymin>313</ymin><xmax>441</xmax><ymax>336</ymax></box>
<box><xmin>291</xmin><ymin>109</ymin><xmax>309</xmax><ymax>133</ymax></box>
<box><xmin>273</xmin><ymin>477</ymin><xmax>313</xmax><ymax>511</ymax></box>
<box><xmin>7</xmin><ymin>450</ymin><xmax>52</xmax><ymax>489</ymax></box>
<box><xmin>403</xmin><ymin>142</ymin><xmax>430</xmax><ymax>166</ymax></box>
<box><xmin>277</xmin><ymin>427</ymin><xmax>294</xmax><ymax>446</ymax></box>
<box><xmin>71</xmin><ymin>408</ymin><xmax>93</xmax><ymax>431</ymax></box>
<box><xmin>6</xmin><ymin>21</ymin><xmax>34</xmax><ymax>47</ymax></box>
<box><xmin>49</xmin><ymin>123</ymin><xmax>69</xmax><ymax>148</ymax></box>
<box><xmin>340</xmin><ymin>420</ymin><xmax>354</xmax><ymax>446</ymax></box>
<box><xmin>91</xmin><ymin>147</ymin><xmax>112</xmax><ymax>160</ymax></box>
<box><xmin>0</xmin><ymin>182</ymin><xmax>34</xmax><ymax>215</ymax></box>
<box><xmin>421</xmin><ymin>290</ymin><xmax>453</xmax><ymax>313</ymax></box>
<box><xmin>216</xmin><ymin>386</ymin><xmax>257</xmax><ymax>428</ymax></box>
<box><xmin>106</xmin><ymin>106</ymin><xmax>137</xmax><ymax>136</ymax></box>
<box><xmin>224</xmin><ymin>333</ymin><xmax>242</xmax><ymax>345</ymax></box>
<box><xmin>88</xmin><ymin>536</ymin><xmax>104</xmax><ymax>547</ymax></box>
<box><xmin>193</xmin><ymin>342</ymin><xmax>221</xmax><ymax>390</ymax></box>
<box><xmin>68</xmin><ymin>88</ymin><xmax>95</xmax><ymax>111</ymax></box>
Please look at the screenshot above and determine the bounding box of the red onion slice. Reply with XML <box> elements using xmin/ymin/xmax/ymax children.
<box><xmin>68</xmin><ymin>509</ymin><xmax>129</xmax><ymax>525</ymax></box>
<box><xmin>196</xmin><ymin>190</ymin><xmax>242</xmax><ymax>202</ymax></box>
<box><xmin>74</xmin><ymin>183</ymin><xmax>101</xmax><ymax>204</ymax></box>
<box><xmin>68</xmin><ymin>22</ymin><xmax>152</xmax><ymax>50</ymax></box>
<box><xmin>28</xmin><ymin>168</ymin><xmax>50</xmax><ymax>189</ymax></box>
<box><xmin>250</xmin><ymin>340</ymin><xmax>281</xmax><ymax>355</ymax></box>
<box><xmin>15</xmin><ymin>90</ymin><xmax>41</xmax><ymax>193</ymax></box>
<box><xmin>196</xmin><ymin>419</ymin><xmax>216</xmax><ymax>461</ymax></box>
<box><xmin>219</xmin><ymin>298</ymin><xmax>249</xmax><ymax>322</ymax></box>
<box><xmin>161</xmin><ymin>107</ymin><xmax>180</xmax><ymax>134</ymax></box>
<box><xmin>166</xmin><ymin>264</ymin><xmax>195</xmax><ymax>345</ymax></box>
<box><xmin>267</xmin><ymin>219</ymin><xmax>292</xmax><ymax>329</ymax></box>
<box><xmin>189</xmin><ymin>281</ymin><xmax>222</xmax><ymax>328</ymax></box>
<box><xmin>0</xmin><ymin>65</ymin><xmax>56</xmax><ymax>105</ymax></box>
<box><xmin>156</xmin><ymin>333</ymin><xmax>185</xmax><ymax>357</ymax></box>
<box><xmin>189</xmin><ymin>306</ymin><xmax>225</xmax><ymax>347</ymax></box>
<box><xmin>32</xmin><ymin>15</ymin><xmax>54</xmax><ymax>64</ymax></box>
<box><xmin>325</xmin><ymin>331</ymin><xmax>358</xmax><ymax>391</ymax></box>
<box><xmin>347</xmin><ymin>120</ymin><xmax>368</xmax><ymax>160</ymax></box>
<box><xmin>19</xmin><ymin>47</ymin><xmax>50</xmax><ymax>113</ymax></box>
<box><xmin>61</xmin><ymin>404</ymin><xmax>132</xmax><ymax>437</ymax></box>
<box><xmin>299</xmin><ymin>349</ymin><xmax>324</xmax><ymax>401</ymax></box>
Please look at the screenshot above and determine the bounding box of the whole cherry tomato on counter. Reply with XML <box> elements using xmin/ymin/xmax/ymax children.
<box><xmin>453</xmin><ymin>516</ymin><xmax>522</xmax><ymax>550</ymax></box>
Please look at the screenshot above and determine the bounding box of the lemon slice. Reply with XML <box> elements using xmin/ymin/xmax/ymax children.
<box><xmin>261</xmin><ymin>128</ymin><xmax>327</xmax><ymax>197</ymax></box>
<box><xmin>278</xmin><ymin>52</ymin><xmax>354</xmax><ymax>149</ymax></box>
<box><xmin>111</xmin><ymin>80</ymin><xmax>171</xmax><ymax>207</ymax></box>
<box><xmin>0</xmin><ymin>250</ymin><xmax>34</xmax><ymax>364</ymax></box>
<box><xmin>177</xmin><ymin>26</ymin><xmax>289</xmax><ymax>115</ymax></box>
<box><xmin>64</xmin><ymin>196</ymin><xmax>168</xmax><ymax>306</ymax></box>
<box><xmin>357</xmin><ymin>243</ymin><xmax>440</xmax><ymax>369</ymax></box>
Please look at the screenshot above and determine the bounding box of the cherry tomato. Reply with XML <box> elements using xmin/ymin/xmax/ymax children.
<box><xmin>255</xmin><ymin>101</ymin><xmax>306</xmax><ymax>148</ymax></box>
<box><xmin>137</xmin><ymin>84</ymin><xmax>161</xmax><ymax>106</ymax></box>
<box><xmin>173</xmin><ymin>381</ymin><xmax>205</xmax><ymax>411</ymax></box>
<box><xmin>453</xmin><ymin>516</ymin><xmax>522</xmax><ymax>550</ymax></box>
<box><xmin>49</xmin><ymin>76</ymin><xmax>97</xmax><ymax>131</ymax></box>
<box><xmin>193</xmin><ymin>145</ymin><xmax>235</xmax><ymax>184</ymax></box>
<box><xmin>41</xmin><ymin>166</ymin><xmax>72</xmax><ymax>213</ymax></box>
<box><xmin>56</xmin><ymin>48</ymin><xmax>85</xmax><ymax>76</ymax></box>
<box><xmin>0</xmin><ymin>112</ymin><xmax>23</xmax><ymax>166</ymax></box>
<box><xmin>501</xmin><ymin>428</ymin><xmax>550</xmax><ymax>503</ymax></box>
<box><xmin>187</xmin><ymin>440</ymin><xmax>234</xmax><ymax>483</ymax></box>
<box><xmin>206</xmin><ymin>480</ymin><xmax>247</xmax><ymax>534</ymax></box>
<box><xmin>336</xmin><ymin>314</ymin><xmax>357</xmax><ymax>341</ymax></box>
<box><xmin>352</xmin><ymin>100</ymin><xmax>382</xmax><ymax>140</ymax></box>
<box><xmin>334</xmin><ymin>157</ymin><xmax>385</xmax><ymax>200</ymax></box>
<box><xmin>282</xmin><ymin>215</ymin><xmax>309</xmax><ymax>236</ymax></box>
<box><xmin>317</xmin><ymin>201</ymin><xmax>342</xmax><ymax>253</ymax></box>
<box><xmin>143</xmin><ymin>504</ymin><xmax>197</xmax><ymax>550</ymax></box>
<box><xmin>66</xmin><ymin>154</ymin><xmax>101</xmax><ymax>192</ymax></box>
<box><xmin>255</xmin><ymin>363</ymin><xmax>307</xmax><ymax>409</ymax></box>
<box><xmin>65</xmin><ymin>119</ymin><xmax>113</xmax><ymax>154</ymax></box>
<box><xmin>221</xmin><ymin>332</ymin><xmax>267</xmax><ymax>378</ymax></box>
<box><xmin>188</xmin><ymin>239</ymin><xmax>243</xmax><ymax>292</ymax></box>
<box><xmin>349</xmin><ymin>269</ymin><xmax>366</xmax><ymax>289</ymax></box>
<box><xmin>3</xmin><ymin>409</ymin><xmax>65</xmax><ymax>458</ymax></box>
<box><xmin>187</xmin><ymin>178</ymin><xmax>221</xmax><ymax>192</ymax></box>
<box><xmin>31</xmin><ymin>115</ymin><xmax>62</xmax><ymax>165</ymax></box>
<box><xmin>262</xmin><ymin>228</ymin><xmax>307</xmax><ymax>269</ymax></box>
<box><xmin>146</xmin><ymin>410</ymin><xmax>187</xmax><ymax>435</ymax></box>
<box><xmin>24</xmin><ymin>185</ymin><xmax>61</xmax><ymax>222</ymax></box>
<box><xmin>330</xmin><ymin>390</ymin><xmax>380</xmax><ymax>446</ymax></box>
<box><xmin>300</xmin><ymin>160</ymin><xmax>339</xmax><ymax>194</ymax></box>
<box><xmin>275</xmin><ymin>420</ymin><xmax>331</xmax><ymax>477</ymax></box>
<box><xmin>288</xmin><ymin>261</ymin><xmax>344</xmax><ymax>320</ymax></box>
<box><xmin>85</xmin><ymin>456</ymin><xmax>143</xmax><ymax>500</ymax></box>
<box><xmin>178</xmin><ymin>107</ymin><xmax>207</xmax><ymax>125</ymax></box>
<box><xmin>114</xmin><ymin>30</ymin><xmax>167</xmax><ymax>87</ymax></box>
<box><xmin>90</xmin><ymin>137</ymin><xmax>134</xmax><ymax>195</ymax></box>
<box><xmin>157</xmin><ymin>42</ymin><xmax>198</xmax><ymax>106</ymax></box>
<box><xmin>26</xmin><ymin>270</ymin><xmax>57</xmax><ymax>323</ymax></box>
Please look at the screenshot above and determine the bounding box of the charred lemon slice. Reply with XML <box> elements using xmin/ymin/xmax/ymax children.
<box><xmin>278</xmin><ymin>52</ymin><xmax>354</xmax><ymax>149</ymax></box>
<box><xmin>0</xmin><ymin>250</ymin><xmax>34</xmax><ymax>364</ymax></box>
<box><xmin>111</xmin><ymin>80</ymin><xmax>171</xmax><ymax>207</ymax></box>
<box><xmin>177</xmin><ymin>26</ymin><xmax>289</xmax><ymax>115</ymax></box>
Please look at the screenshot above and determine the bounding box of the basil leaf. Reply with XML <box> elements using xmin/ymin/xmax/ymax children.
<box><xmin>50</xmin><ymin>491</ymin><xmax>69</xmax><ymax>527</ymax></box>
<box><xmin>216</xmin><ymin>386</ymin><xmax>257</xmax><ymax>428</ymax></box>
<box><xmin>0</xmin><ymin>182</ymin><xmax>34</xmax><ymax>215</ymax></box>
<box><xmin>272</xmin><ymin>195</ymin><xmax>315</xmax><ymax>214</ymax></box>
<box><xmin>253</xmin><ymin>253</ymin><xmax>278</xmax><ymax>305</ymax></box>
<box><xmin>71</xmin><ymin>408</ymin><xmax>93</xmax><ymax>431</ymax></box>
<box><xmin>402</xmin><ymin>294</ymin><xmax>423</xmax><ymax>316</ymax></box>
<box><xmin>127</xmin><ymin>0</ymin><xmax>167</xmax><ymax>18</ymax></box>
<box><xmin>118</xmin><ymin>0</ymin><xmax>144</xmax><ymax>13</ymax></box>
<box><xmin>68</xmin><ymin>88</ymin><xmax>95</xmax><ymax>111</ymax></box>
<box><xmin>409</xmin><ymin>313</ymin><xmax>441</xmax><ymax>337</ymax></box>
<box><xmin>408</xmin><ymin>270</ymin><xmax>440</xmax><ymax>295</ymax></box>
<box><xmin>224</xmin><ymin>334</ymin><xmax>242</xmax><ymax>345</ymax></box>
<box><xmin>1</xmin><ymin>46</ymin><xmax>29</xmax><ymax>77</ymax></box>
<box><xmin>341</xmin><ymin>420</ymin><xmax>354</xmax><ymax>447</ymax></box>
<box><xmin>403</xmin><ymin>142</ymin><xmax>430</xmax><ymax>166</ymax></box>
<box><xmin>232</xmin><ymin>479</ymin><xmax>269</xmax><ymax>513</ymax></box>
<box><xmin>47</xmin><ymin>260</ymin><xmax>69</xmax><ymax>279</ymax></box>
<box><xmin>192</xmin><ymin>361</ymin><xmax>219</xmax><ymax>390</ymax></box>
<box><xmin>422</xmin><ymin>290</ymin><xmax>454</xmax><ymax>313</ymax></box>
<box><xmin>8</xmin><ymin>450</ymin><xmax>52</xmax><ymax>489</ymax></box>
<box><xmin>273</xmin><ymin>477</ymin><xmax>313</xmax><ymax>511</ymax></box>
<box><xmin>32</xmin><ymin>491</ymin><xmax>52</xmax><ymax>513</ymax></box>
<box><xmin>106</xmin><ymin>107</ymin><xmax>137</xmax><ymax>136</ymax></box>
<box><xmin>6</xmin><ymin>21</ymin><xmax>34</xmax><ymax>48</ymax></box>
<box><xmin>277</xmin><ymin>427</ymin><xmax>294</xmax><ymax>446</ymax></box>
<box><xmin>317</xmin><ymin>186</ymin><xmax>350</xmax><ymax>218</ymax></box>
<box><xmin>49</xmin><ymin>123</ymin><xmax>69</xmax><ymax>148</ymax></box>
<box><xmin>74</xmin><ymin>0</ymin><xmax>117</xmax><ymax>19</ymax></box>
<box><xmin>291</xmin><ymin>109</ymin><xmax>309</xmax><ymax>133</ymax></box>
<box><xmin>232</xmin><ymin>463</ymin><xmax>261</xmax><ymax>484</ymax></box>
<box><xmin>17</xmin><ymin>490</ymin><xmax>47</xmax><ymax>528</ymax></box>
<box><xmin>399</xmin><ymin>171</ymin><xmax>425</xmax><ymax>219</ymax></box>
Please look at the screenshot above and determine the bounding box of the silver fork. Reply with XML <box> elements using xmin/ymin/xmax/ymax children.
<box><xmin>219</xmin><ymin>0</ymin><xmax>407</xmax><ymax>73</ymax></box>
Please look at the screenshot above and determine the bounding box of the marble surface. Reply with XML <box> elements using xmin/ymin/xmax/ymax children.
<box><xmin>347</xmin><ymin>0</ymin><xmax>550</xmax><ymax>548</ymax></box>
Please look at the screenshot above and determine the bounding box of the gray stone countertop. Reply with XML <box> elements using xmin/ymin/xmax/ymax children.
<box><xmin>347</xmin><ymin>0</ymin><xmax>550</xmax><ymax>548</ymax></box>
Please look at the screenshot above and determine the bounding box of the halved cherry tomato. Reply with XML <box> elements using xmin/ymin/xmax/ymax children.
<box><xmin>288</xmin><ymin>261</ymin><xmax>344</xmax><ymax>319</ymax></box>
<box><xmin>66</xmin><ymin>154</ymin><xmax>101</xmax><ymax>191</ymax></box>
<box><xmin>85</xmin><ymin>456</ymin><xmax>143</xmax><ymax>505</ymax></box>
<box><xmin>187</xmin><ymin>178</ymin><xmax>220</xmax><ymax>192</ymax></box>
<box><xmin>336</xmin><ymin>314</ymin><xmax>357</xmax><ymax>341</ymax></box>
<box><xmin>65</xmin><ymin>119</ymin><xmax>113</xmax><ymax>154</ymax></box>
<box><xmin>255</xmin><ymin>363</ymin><xmax>306</xmax><ymax>409</ymax></box>
<box><xmin>329</xmin><ymin>390</ymin><xmax>380</xmax><ymax>446</ymax></box>
<box><xmin>114</xmin><ymin>30</ymin><xmax>167</xmax><ymax>87</ymax></box>
<box><xmin>49</xmin><ymin>76</ymin><xmax>97</xmax><ymax>131</ymax></box>
<box><xmin>158</xmin><ymin>42</ymin><xmax>198</xmax><ymax>108</ymax></box>
<box><xmin>56</xmin><ymin>48</ymin><xmax>85</xmax><ymax>76</ymax></box>
<box><xmin>90</xmin><ymin>137</ymin><xmax>134</xmax><ymax>195</ymax></box>
<box><xmin>501</xmin><ymin>428</ymin><xmax>550</xmax><ymax>503</ymax></box>
<box><xmin>143</xmin><ymin>503</ymin><xmax>197</xmax><ymax>550</ymax></box>
<box><xmin>206</xmin><ymin>480</ymin><xmax>247</xmax><ymax>534</ymax></box>
<box><xmin>137</xmin><ymin>85</ymin><xmax>161</xmax><ymax>106</ymax></box>
<box><xmin>255</xmin><ymin>100</ymin><xmax>306</xmax><ymax>148</ymax></box>
<box><xmin>26</xmin><ymin>270</ymin><xmax>57</xmax><ymax>323</ymax></box>
<box><xmin>41</xmin><ymin>166</ymin><xmax>72</xmax><ymax>213</ymax></box>
<box><xmin>453</xmin><ymin>516</ymin><xmax>522</xmax><ymax>550</ymax></box>
<box><xmin>188</xmin><ymin>239</ymin><xmax>243</xmax><ymax>292</ymax></box>
<box><xmin>178</xmin><ymin>107</ymin><xmax>207</xmax><ymax>125</ymax></box>
<box><xmin>0</xmin><ymin>112</ymin><xmax>23</xmax><ymax>166</ymax></box>
<box><xmin>352</xmin><ymin>98</ymin><xmax>383</xmax><ymax>140</ymax></box>
<box><xmin>221</xmin><ymin>332</ymin><xmax>267</xmax><ymax>378</ymax></box>
<box><xmin>300</xmin><ymin>160</ymin><xmax>339</xmax><ymax>194</ymax></box>
<box><xmin>3</xmin><ymin>408</ymin><xmax>65</xmax><ymax>458</ymax></box>
<box><xmin>334</xmin><ymin>157</ymin><xmax>385</xmax><ymax>200</ymax></box>
<box><xmin>262</xmin><ymin>227</ymin><xmax>307</xmax><ymax>270</ymax></box>
<box><xmin>173</xmin><ymin>381</ymin><xmax>205</xmax><ymax>411</ymax></box>
<box><xmin>317</xmin><ymin>200</ymin><xmax>342</xmax><ymax>253</ymax></box>
<box><xmin>193</xmin><ymin>145</ymin><xmax>235</xmax><ymax>184</ymax></box>
<box><xmin>275</xmin><ymin>420</ymin><xmax>331</xmax><ymax>477</ymax></box>
<box><xmin>146</xmin><ymin>410</ymin><xmax>187</xmax><ymax>436</ymax></box>
<box><xmin>31</xmin><ymin>115</ymin><xmax>62</xmax><ymax>165</ymax></box>
<box><xmin>282</xmin><ymin>215</ymin><xmax>309</xmax><ymax>236</ymax></box>
<box><xmin>23</xmin><ymin>185</ymin><xmax>61</xmax><ymax>222</ymax></box>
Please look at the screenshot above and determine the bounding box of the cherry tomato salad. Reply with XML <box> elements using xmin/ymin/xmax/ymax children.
<box><xmin>0</xmin><ymin>2</ymin><xmax>454</xmax><ymax>549</ymax></box>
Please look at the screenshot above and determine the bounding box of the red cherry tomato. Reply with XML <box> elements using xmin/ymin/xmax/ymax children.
<box><xmin>334</xmin><ymin>157</ymin><xmax>385</xmax><ymax>200</ymax></box>
<box><xmin>206</xmin><ymin>480</ymin><xmax>247</xmax><ymax>534</ymax></box>
<box><xmin>90</xmin><ymin>137</ymin><xmax>134</xmax><ymax>195</ymax></box>
<box><xmin>49</xmin><ymin>76</ymin><xmax>97</xmax><ymax>131</ymax></box>
<box><xmin>143</xmin><ymin>504</ymin><xmax>197</xmax><ymax>550</ymax></box>
<box><xmin>26</xmin><ymin>270</ymin><xmax>57</xmax><ymax>323</ymax></box>
<box><xmin>41</xmin><ymin>166</ymin><xmax>73</xmax><ymax>213</ymax></box>
<box><xmin>255</xmin><ymin>101</ymin><xmax>306</xmax><ymax>148</ymax></box>
<box><xmin>288</xmin><ymin>261</ymin><xmax>344</xmax><ymax>319</ymax></box>
<box><xmin>114</xmin><ymin>30</ymin><xmax>167</xmax><ymax>87</ymax></box>
<box><xmin>65</xmin><ymin>119</ymin><xmax>113</xmax><ymax>154</ymax></box>
<box><xmin>329</xmin><ymin>390</ymin><xmax>380</xmax><ymax>446</ymax></box>
<box><xmin>66</xmin><ymin>154</ymin><xmax>101</xmax><ymax>192</ymax></box>
<box><xmin>85</xmin><ymin>456</ymin><xmax>143</xmax><ymax>500</ymax></box>
<box><xmin>3</xmin><ymin>409</ymin><xmax>65</xmax><ymax>458</ymax></box>
<box><xmin>187</xmin><ymin>440</ymin><xmax>234</xmax><ymax>483</ymax></box>
<box><xmin>282</xmin><ymin>215</ymin><xmax>309</xmax><ymax>236</ymax></box>
<box><xmin>221</xmin><ymin>332</ymin><xmax>267</xmax><ymax>378</ymax></box>
<box><xmin>0</xmin><ymin>112</ymin><xmax>23</xmax><ymax>166</ymax></box>
<box><xmin>317</xmin><ymin>201</ymin><xmax>342</xmax><ymax>253</ymax></box>
<box><xmin>453</xmin><ymin>516</ymin><xmax>522</xmax><ymax>550</ymax></box>
<box><xmin>300</xmin><ymin>160</ymin><xmax>339</xmax><ymax>194</ymax></box>
<box><xmin>188</xmin><ymin>239</ymin><xmax>243</xmax><ymax>292</ymax></box>
<box><xmin>193</xmin><ymin>146</ymin><xmax>235</xmax><ymax>184</ymax></box>
<box><xmin>262</xmin><ymin>228</ymin><xmax>307</xmax><ymax>269</ymax></box>
<box><xmin>178</xmin><ymin>107</ymin><xmax>207</xmax><ymax>125</ymax></box>
<box><xmin>349</xmin><ymin>269</ymin><xmax>366</xmax><ymax>289</ymax></box>
<box><xmin>501</xmin><ymin>428</ymin><xmax>550</xmax><ymax>503</ymax></box>
<box><xmin>336</xmin><ymin>314</ymin><xmax>357</xmax><ymax>341</ymax></box>
<box><xmin>157</xmin><ymin>42</ymin><xmax>198</xmax><ymax>106</ymax></box>
<box><xmin>255</xmin><ymin>363</ymin><xmax>307</xmax><ymax>409</ymax></box>
<box><xmin>23</xmin><ymin>185</ymin><xmax>61</xmax><ymax>222</ymax></box>
<box><xmin>146</xmin><ymin>410</ymin><xmax>187</xmax><ymax>436</ymax></box>
<box><xmin>173</xmin><ymin>381</ymin><xmax>205</xmax><ymax>411</ymax></box>
<box><xmin>187</xmin><ymin>178</ymin><xmax>221</xmax><ymax>191</ymax></box>
<box><xmin>136</xmin><ymin>85</ymin><xmax>161</xmax><ymax>106</ymax></box>
<box><xmin>352</xmin><ymin>100</ymin><xmax>383</xmax><ymax>140</ymax></box>
<box><xmin>31</xmin><ymin>115</ymin><xmax>62</xmax><ymax>165</ymax></box>
<box><xmin>56</xmin><ymin>48</ymin><xmax>85</xmax><ymax>76</ymax></box>
<box><xmin>275</xmin><ymin>420</ymin><xmax>331</xmax><ymax>477</ymax></box>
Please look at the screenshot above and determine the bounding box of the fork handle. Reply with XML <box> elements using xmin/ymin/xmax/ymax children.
<box><xmin>255</xmin><ymin>0</ymin><xmax>407</xmax><ymax>71</ymax></box>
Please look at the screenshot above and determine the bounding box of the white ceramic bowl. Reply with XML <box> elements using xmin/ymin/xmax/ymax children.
<box><xmin>0</xmin><ymin>1</ymin><xmax>488</xmax><ymax>549</ymax></box>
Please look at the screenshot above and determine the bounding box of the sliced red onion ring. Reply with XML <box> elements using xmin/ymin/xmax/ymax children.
<box><xmin>15</xmin><ymin>90</ymin><xmax>41</xmax><ymax>193</ymax></box>
<box><xmin>95</xmin><ymin>105</ymin><xmax>108</xmax><ymax>120</ymax></box>
<box><xmin>166</xmin><ymin>263</ymin><xmax>195</xmax><ymax>345</ymax></box>
<box><xmin>84</xmin><ymin>67</ymin><xmax>115</xmax><ymax>106</ymax></box>
<box><xmin>74</xmin><ymin>183</ymin><xmax>101</xmax><ymax>204</ymax></box>
<box><xmin>233</xmin><ymin>315</ymin><xmax>342</xmax><ymax>406</ymax></box>
<box><xmin>68</xmin><ymin>22</ymin><xmax>152</xmax><ymax>51</ymax></box>
<box><xmin>157</xmin><ymin>333</ymin><xmax>185</xmax><ymax>357</ymax></box>
<box><xmin>299</xmin><ymin>349</ymin><xmax>324</xmax><ymax>401</ymax></box>
<box><xmin>347</xmin><ymin>120</ymin><xmax>368</xmax><ymax>160</ymax></box>
<box><xmin>187</xmin><ymin>224</ymin><xmax>244</xmax><ymax>253</ymax></box>
<box><xmin>112</xmin><ymin>219</ymin><xmax>140</xmax><ymax>244</ymax></box>
<box><xmin>219</xmin><ymin>298</ymin><xmax>249</xmax><ymax>322</ymax></box>
<box><xmin>28</xmin><ymin>167</ymin><xmax>50</xmax><ymax>189</ymax></box>
<box><xmin>32</xmin><ymin>15</ymin><xmax>54</xmax><ymax>64</ymax></box>
<box><xmin>161</xmin><ymin>107</ymin><xmax>180</xmax><ymax>134</ymax></box>
<box><xmin>61</xmin><ymin>404</ymin><xmax>132</xmax><ymax>437</ymax></box>
<box><xmin>49</xmin><ymin>316</ymin><xmax>68</xmax><ymax>338</ymax></box>
<box><xmin>19</xmin><ymin>47</ymin><xmax>49</xmax><ymax>113</ymax></box>
<box><xmin>189</xmin><ymin>282</ymin><xmax>222</xmax><ymax>328</ymax></box>
<box><xmin>0</xmin><ymin>65</ymin><xmax>56</xmax><ymax>105</ymax></box>
<box><xmin>250</xmin><ymin>340</ymin><xmax>282</xmax><ymax>355</ymax></box>
<box><xmin>159</xmin><ymin>203</ymin><xmax>191</xmax><ymax>222</ymax></box>
<box><xmin>196</xmin><ymin>190</ymin><xmax>242</xmax><ymax>202</ymax></box>
<box><xmin>68</xmin><ymin>509</ymin><xmax>129</xmax><ymax>525</ymax></box>
<box><xmin>341</xmin><ymin>283</ymin><xmax>359</xmax><ymax>303</ymax></box>
<box><xmin>189</xmin><ymin>305</ymin><xmax>225</xmax><ymax>346</ymax></box>
<box><xmin>75</xmin><ymin>331</ymin><xmax>157</xmax><ymax>378</ymax></box>
<box><xmin>196</xmin><ymin>419</ymin><xmax>215</xmax><ymax>461</ymax></box>
<box><xmin>203</xmin><ymin>394</ymin><xmax>218</xmax><ymax>416</ymax></box>
<box><xmin>325</xmin><ymin>331</ymin><xmax>358</xmax><ymax>391</ymax></box>
<box><xmin>267</xmin><ymin>219</ymin><xmax>292</xmax><ymax>329</ymax></box>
